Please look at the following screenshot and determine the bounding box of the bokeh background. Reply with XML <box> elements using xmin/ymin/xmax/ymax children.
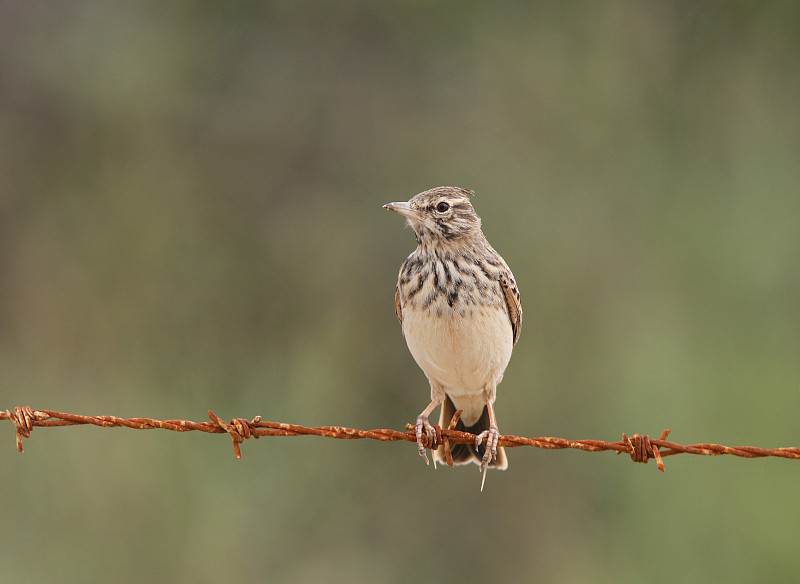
<box><xmin>2</xmin><ymin>2</ymin><xmax>799</xmax><ymax>582</ymax></box>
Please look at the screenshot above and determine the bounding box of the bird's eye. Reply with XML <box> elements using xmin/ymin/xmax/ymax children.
<box><xmin>436</xmin><ymin>201</ymin><xmax>450</xmax><ymax>213</ymax></box>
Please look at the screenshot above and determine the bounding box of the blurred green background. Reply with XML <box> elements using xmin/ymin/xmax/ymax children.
<box><xmin>2</xmin><ymin>2</ymin><xmax>799</xmax><ymax>582</ymax></box>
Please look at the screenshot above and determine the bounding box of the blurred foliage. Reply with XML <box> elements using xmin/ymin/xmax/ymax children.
<box><xmin>2</xmin><ymin>1</ymin><xmax>799</xmax><ymax>582</ymax></box>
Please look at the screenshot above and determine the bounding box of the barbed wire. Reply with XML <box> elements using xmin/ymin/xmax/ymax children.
<box><xmin>3</xmin><ymin>406</ymin><xmax>800</xmax><ymax>471</ymax></box>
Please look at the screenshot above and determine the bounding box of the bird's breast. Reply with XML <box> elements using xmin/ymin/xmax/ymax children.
<box><xmin>401</xmin><ymin>299</ymin><xmax>514</xmax><ymax>396</ymax></box>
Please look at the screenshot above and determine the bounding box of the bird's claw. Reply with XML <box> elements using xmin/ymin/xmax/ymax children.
<box><xmin>415</xmin><ymin>415</ymin><xmax>437</xmax><ymax>465</ymax></box>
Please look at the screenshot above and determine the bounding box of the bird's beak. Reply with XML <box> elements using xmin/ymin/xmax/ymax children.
<box><xmin>383</xmin><ymin>201</ymin><xmax>420</xmax><ymax>221</ymax></box>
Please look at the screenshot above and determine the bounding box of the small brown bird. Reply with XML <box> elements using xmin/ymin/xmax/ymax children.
<box><xmin>384</xmin><ymin>186</ymin><xmax>521</xmax><ymax>487</ymax></box>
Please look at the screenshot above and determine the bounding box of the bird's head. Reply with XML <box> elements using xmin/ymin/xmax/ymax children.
<box><xmin>383</xmin><ymin>186</ymin><xmax>482</xmax><ymax>245</ymax></box>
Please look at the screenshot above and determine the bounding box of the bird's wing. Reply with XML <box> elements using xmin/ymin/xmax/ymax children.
<box><xmin>499</xmin><ymin>271</ymin><xmax>522</xmax><ymax>345</ymax></box>
<box><xmin>394</xmin><ymin>285</ymin><xmax>403</xmax><ymax>323</ymax></box>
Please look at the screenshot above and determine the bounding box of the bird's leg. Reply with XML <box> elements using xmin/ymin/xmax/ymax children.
<box><xmin>415</xmin><ymin>397</ymin><xmax>441</xmax><ymax>465</ymax></box>
<box><xmin>475</xmin><ymin>399</ymin><xmax>500</xmax><ymax>473</ymax></box>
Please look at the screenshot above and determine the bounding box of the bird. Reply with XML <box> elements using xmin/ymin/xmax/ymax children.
<box><xmin>384</xmin><ymin>186</ymin><xmax>521</xmax><ymax>487</ymax></box>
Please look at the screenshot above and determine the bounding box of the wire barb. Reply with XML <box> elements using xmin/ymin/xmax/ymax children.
<box><xmin>622</xmin><ymin>430</ymin><xmax>670</xmax><ymax>472</ymax></box>
<box><xmin>4</xmin><ymin>407</ymin><xmax>49</xmax><ymax>453</ymax></box>
<box><xmin>3</xmin><ymin>407</ymin><xmax>800</xmax><ymax>470</ymax></box>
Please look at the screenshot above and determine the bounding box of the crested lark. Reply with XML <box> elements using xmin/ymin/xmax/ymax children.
<box><xmin>384</xmin><ymin>186</ymin><xmax>521</xmax><ymax>485</ymax></box>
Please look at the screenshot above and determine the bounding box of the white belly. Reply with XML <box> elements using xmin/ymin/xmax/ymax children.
<box><xmin>402</xmin><ymin>303</ymin><xmax>513</xmax><ymax>425</ymax></box>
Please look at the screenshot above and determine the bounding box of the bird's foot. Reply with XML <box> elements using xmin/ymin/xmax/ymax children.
<box><xmin>475</xmin><ymin>425</ymin><xmax>500</xmax><ymax>472</ymax></box>
<box><xmin>475</xmin><ymin>425</ymin><xmax>500</xmax><ymax>491</ymax></box>
<box><xmin>415</xmin><ymin>414</ymin><xmax>437</xmax><ymax>465</ymax></box>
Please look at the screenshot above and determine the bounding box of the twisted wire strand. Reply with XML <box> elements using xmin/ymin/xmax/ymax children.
<box><xmin>3</xmin><ymin>406</ymin><xmax>800</xmax><ymax>471</ymax></box>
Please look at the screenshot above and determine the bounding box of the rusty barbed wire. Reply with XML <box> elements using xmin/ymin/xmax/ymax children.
<box><xmin>3</xmin><ymin>406</ymin><xmax>800</xmax><ymax>471</ymax></box>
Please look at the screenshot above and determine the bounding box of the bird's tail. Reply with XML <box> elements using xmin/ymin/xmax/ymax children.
<box><xmin>433</xmin><ymin>395</ymin><xmax>508</xmax><ymax>469</ymax></box>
